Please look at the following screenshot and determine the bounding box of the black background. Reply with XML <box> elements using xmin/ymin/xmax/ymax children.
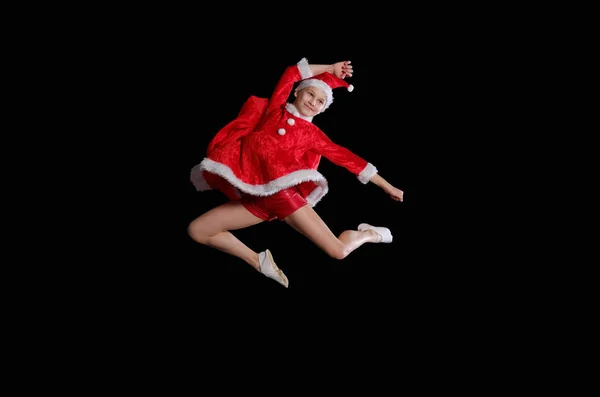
<box><xmin>12</xmin><ymin>6</ymin><xmax>560</xmax><ymax>385</ymax></box>
<box><xmin>66</xmin><ymin>12</ymin><xmax>514</xmax><ymax>329</ymax></box>
<box><xmin>14</xmin><ymin>6</ymin><xmax>564</xmax><ymax>385</ymax></box>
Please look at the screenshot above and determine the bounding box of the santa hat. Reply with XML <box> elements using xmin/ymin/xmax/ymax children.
<box><xmin>295</xmin><ymin>72</ymin><xmax>354</xmax><ymax>111</ymax></box>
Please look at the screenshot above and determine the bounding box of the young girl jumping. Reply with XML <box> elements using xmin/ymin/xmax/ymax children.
<box><xmin>189</xmin><ymin>57</ymin><xmax>404</xmax><ymax>288</ymax></box>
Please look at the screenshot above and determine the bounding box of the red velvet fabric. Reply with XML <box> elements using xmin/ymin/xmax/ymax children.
<box><xmin>193</xmin><ymin>61</ymin><xmax>370</xmax><ymax>206</ymax></box>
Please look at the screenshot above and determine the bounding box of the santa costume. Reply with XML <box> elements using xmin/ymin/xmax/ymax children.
<box><xmin>190</xmin><ymin>57</ymin><xmax>378</xmax><ymax>209</ymax></box>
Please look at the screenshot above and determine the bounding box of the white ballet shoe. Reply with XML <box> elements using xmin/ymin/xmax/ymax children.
<box><xmin>258</xmin><ymin>249</ymin><xmax>289</xmax><ymax>288</ymax></box>
<box><xmin>358</xmin><ymin>223</ymin><xmax>393</xmax><ymax>243</ymax></box>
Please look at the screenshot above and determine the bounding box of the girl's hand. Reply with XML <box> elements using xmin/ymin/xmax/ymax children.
<box><xmin>386</xmin><ymin>186</ymin><xmax>404</xmax><ymax>202</ymax></box>
<box><xmin>333</xmin><ymin>61</ymin><xmax>353</xmax><ymax>79</ymax></box>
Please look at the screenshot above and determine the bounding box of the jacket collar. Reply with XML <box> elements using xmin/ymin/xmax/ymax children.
<box><xmin>285</xmin><ymin>103</ymin><xmax>313</xmax><ymax>123</ymax></box>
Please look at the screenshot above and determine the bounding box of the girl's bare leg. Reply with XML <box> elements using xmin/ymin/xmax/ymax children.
<box><xmin>188</xmin><ymin>201</ymin><xmax>264</xmax><ymax>270</ymax></box>
<box><xmin>283</xmin><ymin>205</ymin><xmax>381</xmax><ymax>260</ymax></box>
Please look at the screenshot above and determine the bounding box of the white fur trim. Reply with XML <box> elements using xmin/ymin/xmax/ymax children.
<box><xmin>195</xmin><ymin>158</ymin><xmax>329</xmax><ymax>207</ymax></box>
<box><xmin>285</xmin><ymin>103</ymin><xmax>313</xmax><ymax>122</ymax></box>
<box><xmin>306</xmin><ymin>185</ymin><xmax>325</xmax><ymax>207</ymax></box>
<box><xmin>190</xmin><ymin>164</ymin><xmax>212</xmax><ymax>191</ymax></box>
<box><xmin>357</xmin><ymin>162</ymin><xmax>378</xmax><ymax>184</ymax></box>
<box><xmin>297</xmin><ymin>58</ymin><xmax>312</xmax><ymax>80</ymax></box>
<box><xmin>190</xmin><ymin>164</ymin><xmax>242</xmax><ymax>198</ymax></box>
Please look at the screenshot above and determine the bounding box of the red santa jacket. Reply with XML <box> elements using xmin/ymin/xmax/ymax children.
<box><xmin>190</xmin><ymin>57</ymin><xmax>378</xmax><ymax>207</ymax></box>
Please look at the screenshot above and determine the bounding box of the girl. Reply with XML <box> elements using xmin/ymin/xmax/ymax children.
<box><xmin>189</xmin><ymin>58</ymin><xmax>404</xmax><ymax>288</ymax></box>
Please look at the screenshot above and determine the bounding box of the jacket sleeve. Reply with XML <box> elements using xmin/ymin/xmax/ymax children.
<box><xmin>267</xmin><ymin>58</ymin><xmax>313</xmax><ymax>112</ymax></box>
<box><xmin>311</xmin><ymin>129</ymin><xmax>378</xmax><ymax>184</ymax></box>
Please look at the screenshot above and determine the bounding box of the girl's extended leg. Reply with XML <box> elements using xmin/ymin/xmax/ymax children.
<box><xmin>283</xmin><ymin>205</ymin><xmax>381</xmax><ymax>260</ymax></box>
<box><xmin>188</xmin><ymin>200</ymin><xmax>264</xmax><ymax>270</ymax></box>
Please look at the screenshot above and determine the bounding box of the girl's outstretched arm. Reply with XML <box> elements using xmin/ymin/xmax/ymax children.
<box><xmin>308</xmin><ymin>61</ymin><xmax>353</xmax><ymax>79</ymax></box>
<box><xmin>369</xmin><ymin>174</ymin><xmax>404</xmax><ymax>202</ymax></box>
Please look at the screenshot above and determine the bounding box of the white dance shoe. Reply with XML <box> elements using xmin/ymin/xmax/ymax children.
<box><xmin>259</xmin><ymin>249</ymin><xmax>289</xmax><ymax>288</ymax></box>
<box><xmin>358</xmin><ymin>223</ymin><xmax>393</xmax><ymax>243</ymax></box>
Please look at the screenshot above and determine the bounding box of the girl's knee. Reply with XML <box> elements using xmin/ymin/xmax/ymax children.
<box><xmin>328</xmin><ymin>245</ymin><xmax>348</xmax><ymax>260</ymax></box>
<box><xmin>188</xmin><ymin>219</ymin><xmax>212</xmax><ymax>244</ymax></box>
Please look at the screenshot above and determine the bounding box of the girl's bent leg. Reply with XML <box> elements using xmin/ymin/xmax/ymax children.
<box><xmin>283</xmin><ymin>206</ymin><xmax>381</xmax><ymax>260</ymax></box>
<box><xmin>188</xmin><ymin>201</ymin><xmax>264</xmax><ymax>270</ymax></box>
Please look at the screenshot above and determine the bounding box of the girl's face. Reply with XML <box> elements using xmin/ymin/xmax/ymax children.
<box><xmin>294</xmin><ymin>86</ymin><xmax>327</xmax><ymax>117</ymax></box>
